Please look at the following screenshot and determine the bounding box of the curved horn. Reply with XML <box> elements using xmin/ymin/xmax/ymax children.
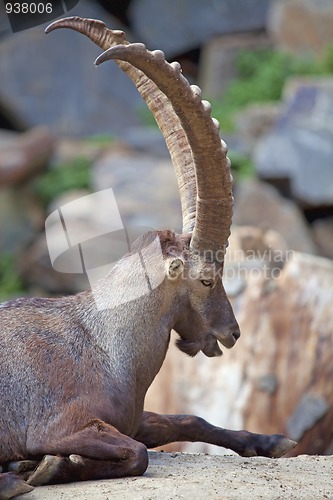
<box><xmin>45</xmin><ymin>17</ymin><xmax>196</xmax><ymax>233</ymax></box>
<box><xmin>95</xmin><ymin>43</ymin><xmax>233</xmax><ymax>258</ymax></box>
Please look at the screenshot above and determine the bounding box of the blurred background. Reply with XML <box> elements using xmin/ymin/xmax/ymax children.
<box><xmin>0</xmin><ymin>0</ymin><xmax>332</xmax><ymax>456</ymax></box>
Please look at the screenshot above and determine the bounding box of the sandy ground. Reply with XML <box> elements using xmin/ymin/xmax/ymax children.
<box><xmin>16</xmin><ymin>451</ymin><xmax>333</xmax><ymax>500</ymax></box>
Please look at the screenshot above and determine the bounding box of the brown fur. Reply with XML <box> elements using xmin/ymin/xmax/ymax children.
<box><xmin>0</xmin><ymin>231</ymin><xmax>297</xmax><ymax>499</ymax></box>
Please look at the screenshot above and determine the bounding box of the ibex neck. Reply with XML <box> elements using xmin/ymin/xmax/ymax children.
<box><xmin>76</xmin><ymin>275</ymin><xmax>176</xmax><ymax>401</ymax></box>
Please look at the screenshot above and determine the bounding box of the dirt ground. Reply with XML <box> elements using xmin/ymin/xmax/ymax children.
<box><xmin>16</xmin><ymin>451</ymin><xmax>333</xmax><ymax>500</ymax></box>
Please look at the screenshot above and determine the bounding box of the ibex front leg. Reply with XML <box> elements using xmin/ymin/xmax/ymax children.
<box><xmin>135</xmin><ymin>412</ymin><xmax>296</xmax><ymax>458</ymax></box>
<box><xmin>26</xmin><ymin>419</ymin><xmax>148</xmax><ymax>487</ymax></box>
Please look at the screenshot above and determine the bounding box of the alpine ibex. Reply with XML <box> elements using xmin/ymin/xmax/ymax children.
<box><xmin>0</xmin><ymin>17</ymin><xmax>296</xmax><ymax>499</ymax></box>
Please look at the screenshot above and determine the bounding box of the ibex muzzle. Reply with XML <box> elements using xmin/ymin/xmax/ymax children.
<box><xmin>0</xmin><ymin>16</ymin><xmax>296</xmax><ymax>499</ymax></box>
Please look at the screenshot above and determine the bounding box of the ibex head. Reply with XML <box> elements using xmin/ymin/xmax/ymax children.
<box><xmin>46</xmin><ymin>17</ymin><xmax>240</xmax><ymax>358</ymax></box>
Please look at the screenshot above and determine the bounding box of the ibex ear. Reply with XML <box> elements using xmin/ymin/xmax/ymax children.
<box><xmin>167</xmin><ymin>258</ymin><xmax>184</xmax><ymax>280</ymax></box>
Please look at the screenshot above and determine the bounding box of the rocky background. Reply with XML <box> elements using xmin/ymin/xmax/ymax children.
<box><xmin>0</xmin><ymin>0</ymin><xmax>333</xmax><ymax>456</ymax></box>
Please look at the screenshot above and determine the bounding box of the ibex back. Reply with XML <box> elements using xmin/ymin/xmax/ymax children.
<box><xmin>0</xmin><ymin>17</ymin><xmax>296</xmax><ymax>500</ymax></box>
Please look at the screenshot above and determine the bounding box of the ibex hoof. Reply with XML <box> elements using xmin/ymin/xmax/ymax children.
<box><xmin>268</xmin><ymin>435</ymin><xmax>297</xmax><ymax>458</ymax></box>
<box><xmin>27</xmin><ymin>454</ymin><xmax>64</xmax><ymax>486</ymax></box>
<box><xmin>0</xmin><ymin>472</ymin><xmax>34</xmax><ymax>500</ymax></box>
<box><xmin>242</xmin><ymin>432</ymin><xmax>297</xmax><ymax>458</ymax></box>
<box><xmin>8</xmin><ymin>459</ymin><xmax>39</xmax><ymax>474</ymax></box>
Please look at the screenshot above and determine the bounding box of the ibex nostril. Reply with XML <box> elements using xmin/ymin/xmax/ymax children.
<box><xmin>232</xmin><ymin>330</ymin><xmax>241</xmax><ymax>341</ymax></box>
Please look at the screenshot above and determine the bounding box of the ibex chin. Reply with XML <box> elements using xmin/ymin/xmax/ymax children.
<box><xmin>0</xmin><ymin>17</ymin><xmax>296</xmax><ymax>499</ymax></box>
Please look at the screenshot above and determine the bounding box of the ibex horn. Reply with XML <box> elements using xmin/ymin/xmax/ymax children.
<box><xmin>45</xmin><ymin>17</ymin><xmax>196</xmax><ymax>234</ymax></box>
<box><xmin>46</xmin><ymin>18</ymin><xmax>234</xmax><ymax>258</ymax></box>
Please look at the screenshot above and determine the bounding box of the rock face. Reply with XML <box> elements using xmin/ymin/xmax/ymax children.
<box><xmin>146</xmin><ymin>250</ymin><xmax>333</xmax><ymax>456</ymax></box>
<box><xmin>0</xmin><ymin>0</ymin><xmax>143</xmax><ymax>137</ymax></box>
<box><xmin>312</xmin><ymin>216</ymin><xmax>333</xmax><ymax>259</ymax></box>
<box><xmin>254</xmin><ymin>78</ymin><xmax>333</xmax><ymax>207</ymax></box>
<box><xmin>233</xmin><ymin>180</ymin><xmax>316</xmax><ymax>254</ymax></box>
<box><xmin>129</xmin><ymin>0</ymin><xmax>270</xmax><ymax>57</ymax></box>
<box><xmin>92</xmin><ymin>150</ymin><xmax>181</xmax><ymax>230</ymax></box>
<box><xmin>268</xmin><ymin>0</ymin><xmax>333</xmax><ymax>56</ymax></box>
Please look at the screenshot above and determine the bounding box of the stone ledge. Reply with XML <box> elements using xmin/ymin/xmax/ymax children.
<box><xmin>17</xmin><ymin>452</ymin><xmax>333</xmax><ymax>499</ymax></box>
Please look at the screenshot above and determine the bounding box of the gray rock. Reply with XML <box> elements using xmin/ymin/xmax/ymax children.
<box><xmin>312</xmin><ymin>216</ymin><xmax>333</xmax><ymax>259</ymax></box>
<box><xmin>254</xmin><ymin>78</ymin><xmax>333</xmax><ymax>206</ymax></box>
<box><xmin>233</xmin><ymin>179</ymin><xmax>317</xmax><ymax>254</ymax></box>
<box><xmin>268</xmin><ymin>0</ymin><xmax>333</xmax><ymax>57</ymax></box>
<box><xmin>121</xmin><ymin>126</ymin><xmax>169</xmax><ymax>158</ymax></box>
<box><xmin>287</xmin><ymin>394</ymin><xmax>329</xmax><ymax>441</ymax></box>
<box><xmin>0</xmin><ymin>1</ymin><xmax>11</xmax><ymax>39</ymax></box>
<box><xmin>234</xmin><ymin>103</ymin><xmax>281</xmax><ymax>152</ymax></box>
<box><xmin>129</xmin><ymin>0</ymin><xmax>271</xmax><ymax>58</ymax></box>
<box><xmin>92</xmin><ymin>150</ymin><xmax>181</xmax><ymax>231</ymax></box>
<box><xmin>0</xmin><ymin>0</ymin><xmax>144</xmax><ymax>137</ymax></box>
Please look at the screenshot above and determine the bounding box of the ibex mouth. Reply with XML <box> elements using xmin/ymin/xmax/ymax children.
<box><xmin>201</xmin><ymin>329</ymin><xmax>239</xmax><ymax>358</ymax></box>
<box><xmin>214</xmin><ymin>330</ymin><xmax>240</xmax><ymax>349</ymax></box>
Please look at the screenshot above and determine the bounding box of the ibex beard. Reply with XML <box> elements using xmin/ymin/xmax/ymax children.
<box><xmin>0</xmin><ymin>16</ymin><xmax>296</xmax><ymax>500</ymax></box>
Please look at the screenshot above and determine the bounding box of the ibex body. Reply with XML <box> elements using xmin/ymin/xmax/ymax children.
<box><xmin>0</xmin><ymin>17</ymin><xmax>295</xmax><ymax>499</ymax></box>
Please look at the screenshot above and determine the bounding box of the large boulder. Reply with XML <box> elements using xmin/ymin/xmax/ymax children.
<box><xmin>312</xmin><ymin>216</ymin><xmax>333</xmax><ymax>260</ymax></box>
<box><xmin>129</xmin><ymin>0</ymin><xmax>271</xmax><ymax>58</ymax></box>
<box><xmin>268</xmin><ymin>0</ymin><xmax>333</xmax><ymax>57</ymax></box>
<box><xmin>0</xmin><ymin>0</ymin><xmax>143</xmax><ymax>137</ymax></box>
<box><xmin>233</xmin><ymin>179</ymin><xmax>317</xmax><ymax>254</ymax></box>
<box><xmin>254</xmin><ymin>78</ymin><xmax>333</xmax><ymax>207</ymax></box>
<box><xmin>146</xmin><ymin>249</ymin><xmax>333</xmax><ymax>456</ymax></box>
<box><xmin>92</xmin><ymin>149</ymin><xmax>181</xmax><ymax>230</ymax></box>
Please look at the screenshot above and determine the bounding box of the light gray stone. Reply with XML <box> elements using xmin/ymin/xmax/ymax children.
<box><xmin>121</xmin><ymin>126</ymin><xmax>169</xmax><ymax>157</ymax></box>
<box><xmin>92</xmin><ymin>150</ymin><xmax>181</xmax><ymax>231</ymax></box>
<box><xmin>312</xmin><ymin>216</ymin><xmax>333</xmax><ymax>259</ymax></box>
<box><xmin>254</xmin><ymin>78</ymin><xmax>333</xmax><ymax>206</ymax></box>
<box><xmin>287</xmin><ymin>394</ymin><xmax>329</xmax><ymax>441</ymax></box>
<box><xmin>129</xmin><ymin>0</ymin><xmax>271</xmax><ymax>58</ymax></box>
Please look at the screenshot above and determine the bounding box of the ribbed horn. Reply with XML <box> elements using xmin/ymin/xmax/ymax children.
<box><xmin>95</xmin><ymin>43</ymin><xmax>233</xmax><ymax>258</ymax></box>
<box><xmin>45</xmin><ymin>17</ymin><xmax>196</xmax><ymax>234</ymax></box>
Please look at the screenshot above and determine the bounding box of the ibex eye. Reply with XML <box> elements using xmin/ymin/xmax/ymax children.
<box><xmin>201</xmin><ymin>279</ymin><xmax>212</xmax><ymax>287</ymax></box>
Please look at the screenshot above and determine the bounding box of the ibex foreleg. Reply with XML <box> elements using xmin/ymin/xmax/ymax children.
<box><xmin>25</xmin><ymin>419</ymin><xmax>148</xmax><ymax>486</ymax></box>
<box><xmin>134</xmin><ymin>412</ymin><xmax>296</xmax><ymax>458</ymax></box>
<box><xmin>0</xmin><ymin>472</ymin><xmax>34</xmax><ymax>500</ymax></box>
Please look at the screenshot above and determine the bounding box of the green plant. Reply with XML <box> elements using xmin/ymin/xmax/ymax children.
<box><xmin>34</xmin><ymin>156</ymin><xmax>91</xmax><ymax>207</ymax></box>
<box><xmin>0</xmin><ymin>253</ymin><xmax>26</xmax><ymax>301</ymax></box>
<box><xmin>83</xmin><ymin>134</ymin><xmax>114</xmax><ymax>146</ymax></box>
<box><xmin>211</xmin><ymin>45</ymin><xmax>333</xmax><ymax>131</ymax></box>
<box><xmin>229</xmin><ymin>151</ymin><xmax>255</xmax><ymax>180</ymax></box>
